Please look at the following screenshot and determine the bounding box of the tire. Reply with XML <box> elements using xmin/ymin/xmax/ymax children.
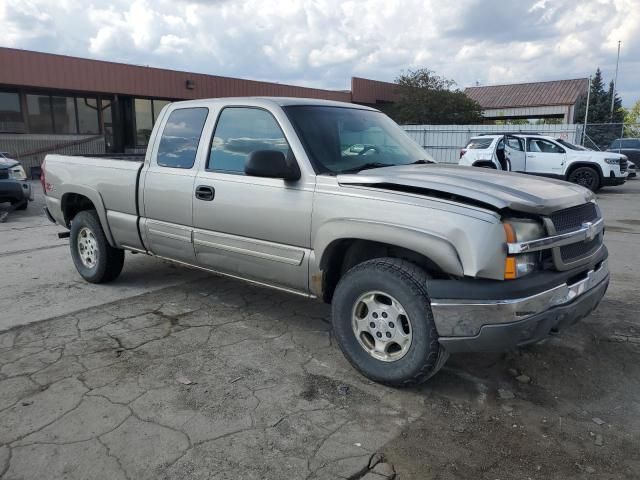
<box><xmin>331</xmin><ymin>258</ymin><xmax>448</xmax><ymax>387</ymax></box>
<box><xmin>11</xmin><ymin>200</ymin><xmax>28</xmax><ymax>210</ymax></box>
<box><xmin>69</xmin><ymin>210</ymin><xmax>124</xmax><ymax>283</ymax></box>
<box><xmin>568</xmin><ymin>167</ymin><xmax>600</xmax><ymax>192</ymax></box>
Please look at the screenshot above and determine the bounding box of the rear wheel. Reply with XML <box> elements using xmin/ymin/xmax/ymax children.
<box><xmin>69</xmin><ymin>210</ymin><xmax>124</xmax><ymax>283</ymax></box>
<box><xmin>331</xmin><ymin>258</ymin><xmax>448</xmax><ymax>387</ymax></box>
<box><xmin>568</xmin><ymin>167</ymin><xmax>600</xmax><ymax>191</ymax></box>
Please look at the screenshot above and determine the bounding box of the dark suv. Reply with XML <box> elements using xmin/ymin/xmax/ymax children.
<box><xmin>608</xmin><ymin>138</ymin><xmax>640</xmax><ymax>170</ymax></box>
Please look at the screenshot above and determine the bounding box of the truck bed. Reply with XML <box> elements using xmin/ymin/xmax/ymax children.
<box><xmin>43</xmin><ymin>154</ymin><xmax>144</xmax><ymax>248</ymax></box>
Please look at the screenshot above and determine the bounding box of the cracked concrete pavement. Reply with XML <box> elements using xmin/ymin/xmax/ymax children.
<box><xmin>1</xmin><ymin>181</ymin><xmax>639</xmax><ymax>479</ymax></box>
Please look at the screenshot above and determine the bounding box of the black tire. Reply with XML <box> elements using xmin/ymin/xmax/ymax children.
<box><xmin>11</xmin><ymin>199</ymin><xmax>28</xmax><ymax>210</ymax></box>
<box><xmin>331</xmin><ymin>258</ymin><xmax>448</xmax><ymax>387</ymax></box>
<box><xmin>568</xmin><ymin>167</ymin><xmax>600</xmax><ymax>192</ymax></box>
<box><xmin>69</xmin><ymin>210</ymin><xmax>124</xmax><ymax>283</ymax></box>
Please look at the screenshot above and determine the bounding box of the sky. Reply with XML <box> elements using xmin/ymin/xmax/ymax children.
<box><xmin>1</xmin><ymin>0</ymin><xmax>639</xmax><ymax>106</ymax></box>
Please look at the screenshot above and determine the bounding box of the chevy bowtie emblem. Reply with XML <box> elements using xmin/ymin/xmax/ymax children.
<box><xmin>582</xmin><ymin>221</ymin><xmax>597</xmax><ymax>241</ymax></box>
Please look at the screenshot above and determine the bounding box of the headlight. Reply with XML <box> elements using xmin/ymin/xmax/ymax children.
<box><xmin>604</xmin><ymin>158</ymin><xmax>620</xmax><ymax>165</ymax></box>
<box><xmin>9</xmin><ymin>165</ymin><xmax>27</xmax><ymax>181</ymax></box>
<box><xmin>503</xmin><ymin>218</ymin><xmax>545</xmax><ymax>279</ymax></box>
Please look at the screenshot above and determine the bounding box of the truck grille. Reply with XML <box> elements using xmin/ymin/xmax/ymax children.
<box><xmin>560</xmin><ymin>233</ymin><xmax>603</xmax><ymax>262</ymax></box>
<box><xmin>550</xmin><ymin>202</ymin><xmax>598</xmax><ymax>233</ymax></box>
<box><xmin>547</xmin><ymin>202</ymin><xmax>602</xmax><ymax>269</ymax></box>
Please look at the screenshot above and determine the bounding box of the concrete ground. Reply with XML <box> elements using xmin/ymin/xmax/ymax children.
<box><xmin>1</xmin><ymin>180</ymin><xmax>639</xmax><ymax>479</ymax></box>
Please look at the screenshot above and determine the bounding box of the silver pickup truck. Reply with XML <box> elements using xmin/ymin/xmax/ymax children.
<box><xmin>42</xmin><ymin>97</ymin><xmax>609</xmax><ymax>386</ymax></box>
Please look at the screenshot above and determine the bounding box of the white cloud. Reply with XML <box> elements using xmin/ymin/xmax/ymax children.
<box><xmin>0</xmin><ymin>0</ymin><xmax>638</xmax><ymax>105</ymax></box>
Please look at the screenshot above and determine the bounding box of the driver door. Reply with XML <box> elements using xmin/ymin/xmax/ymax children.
<box><xmin>503</xmin><ymin>135</ymin><xmax>526</xmax><ymax>172</ymax></box>
<box><xmin>525</xmin><ymin>138</ymin><xmax>566</xmax><ymax>176</ymax></box>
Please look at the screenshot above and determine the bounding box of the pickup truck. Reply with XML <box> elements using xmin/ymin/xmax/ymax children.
<box><xmin>459</xmin><ymin>133</ymin><xmax>628</xmax><ymax>191</ymax></box>
<box><xmin>42</xmin><ymin>98</ymin><xmax>609</xmax><ymax>386</ymax></box>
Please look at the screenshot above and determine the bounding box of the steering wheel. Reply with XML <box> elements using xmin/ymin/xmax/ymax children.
<box><xmin>358</xmin><ymin>145</ymin><xmax>380</xmax><ymax>155</ymax></box>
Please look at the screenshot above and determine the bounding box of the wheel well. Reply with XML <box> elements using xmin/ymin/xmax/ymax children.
<box><xmin>61</xmin><ymin>193</ymin><xmax>96</xmax><ymax>227</ymax></box>
<box><xmin>472</xmin><ymin>160</ymin><xmax>497</xmax><ymax>169</ymax></box>
<box><xmin>565</xmin><ymin>162</ymin><xmax>603</xmax><ymax>180</ymax></box>
<box><xmin>320</xmin><ymin>239</ymin><xmax>446</xmax><ymax>303</ymax></box>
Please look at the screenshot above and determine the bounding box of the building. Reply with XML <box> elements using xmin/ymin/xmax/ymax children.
<box><xmin>0</xmin><ymin>47</ymin><xmax>397</xmax><ymax>170</ymax></box>
<box><xmin>465</xmin><ymin>78</ymin><xmax>589</xmax><ymax>124</ymax></box>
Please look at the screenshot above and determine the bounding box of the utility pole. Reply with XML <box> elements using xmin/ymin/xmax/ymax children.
<box><xmin>610</xmin><ymin>40</ymin><xmax>621</xmax><ymax>120</ymax></box>
<box><xmin>582</xmin><ymin>76</ymin><xmax>592</xmax><ymax>146</ymax></box>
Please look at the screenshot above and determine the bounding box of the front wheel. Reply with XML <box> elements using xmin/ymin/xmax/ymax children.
<box><xmin>69</xmin><ymin>210</ymin><xmax>124</xmax><ymax>283</ymax></box>
<box><xmin>568</xmin><ymin>167</ymin><xmax>600</xmax><ymax>191</ymax></box>
<box><xmin>331</xmin><ymin>258</ymin><xmax>448</xmax><ymax>387</ymax></box>
<box><xmin>11</xmin><ymin>199</ymin><xmax>28</xmax><ymax>210</ymax></box>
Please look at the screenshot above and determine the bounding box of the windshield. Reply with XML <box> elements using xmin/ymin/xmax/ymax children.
<box><xmin>283</xmin><ymin>106</ymin><xmax>433</xmax><ymax>174</ymax></box>
<box><xmin>555</xmin><ymin>139</ymin><xmax>588</xmax><ymax>151</ymax></box>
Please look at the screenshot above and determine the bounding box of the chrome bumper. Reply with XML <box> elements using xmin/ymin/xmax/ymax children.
<box><xmin>431</xmin><ymin>260</ymin><xmax>609</xmax><ymax>338</ymax></box>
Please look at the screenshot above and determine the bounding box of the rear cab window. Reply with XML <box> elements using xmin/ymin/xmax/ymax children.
<box><xmin>156</xmin><ymin>108</ymin><xmax>209</xmax><ymax>169</ymax></box>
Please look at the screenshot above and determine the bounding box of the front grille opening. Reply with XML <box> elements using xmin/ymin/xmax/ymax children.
<box><xmin>550</xmin><ymin>203</ymin><xmax>598</xmax><ymax>234</ymax></box>
<box><xmin>560</xmin><ymin>234</ymin><xmax>602</xmax><ymax>262</ymax></box>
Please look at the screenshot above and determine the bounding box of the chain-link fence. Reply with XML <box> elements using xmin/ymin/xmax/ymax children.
<box><xmin>580</xmin><ymin>123</ymin><xmax>640</xmax><ymax>151</ymax></box>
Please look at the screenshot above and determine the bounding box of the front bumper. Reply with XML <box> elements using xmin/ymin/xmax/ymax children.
<box><xmin>431</xmin><ymin>259</ymin><xmax>609</xmax><ymax>353</ymax></box>
<box><xmin>602</xmin><ymin>176</ymin><xmax>626</xmax><ymax>186</ymax></box>
<box><xmin>0</xmin><ymin>179</ymin><xmax>32</xmax><ymax>203</ymax></box>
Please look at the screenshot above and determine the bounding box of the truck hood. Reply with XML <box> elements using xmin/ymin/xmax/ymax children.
<box><xmin>337</xmin><ymin>164</ymin><xmax>594</xmax><ymax>215</ymax></box>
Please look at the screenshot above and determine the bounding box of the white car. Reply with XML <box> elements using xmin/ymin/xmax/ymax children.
<box><xmin>459</xmin><ymin>134</ymin><xmax>628</xmax><ymax>191</ymax></box>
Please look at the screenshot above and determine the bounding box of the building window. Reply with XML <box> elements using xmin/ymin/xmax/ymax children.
<box><xmin>157</xmin><ymin>108</ymin><xmax>208</xmax><ymax>169</ymax></box>
<box><xmin>0</xmin><ymin>91</ymin><xmax>26</xmax><ymax>133</ymax></box>
<box><xmin>77</xmin><ymin>97</ymin><xmax>100</xmax><ymax>134</ymax></box>
<box><xmin>26</xmin><ymin>94</ymin><xmax>54</xmax><ymax>134</ymax></box>
<box><xmin>153</xmin><ymin>100</ymin><xmax>171</xmax><ymax>123</ymax></box>
<box><xmin>134</xmin><ymin>98</ymin><xmax>153</xmax><ymax>146</ymax></box>
<box><xmin>52</xmin><ymin>96</ymin><xmax>78</xmax><ymax>134</ymax></box>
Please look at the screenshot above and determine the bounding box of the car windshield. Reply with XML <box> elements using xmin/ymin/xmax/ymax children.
<box><xmin>283</xmin><ymin>106</ymin><xmax>433</xmax><ymax>174</ymax></box>
<box><xmin>555</xmin><ymin>139</ymin><xmax>587</xmax><ymax>151</ymax></box>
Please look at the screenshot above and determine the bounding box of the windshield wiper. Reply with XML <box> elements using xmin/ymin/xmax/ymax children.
<box><xmin>340</xmin><ymin>162</ymin><xmax>392</xmax><ymax>174</ymax></box>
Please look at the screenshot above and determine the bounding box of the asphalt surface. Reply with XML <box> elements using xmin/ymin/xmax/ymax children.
<box><xmin>0</xmin><ymin>180</ymin><xmax>638</xmax><ymax>479</ymax></box>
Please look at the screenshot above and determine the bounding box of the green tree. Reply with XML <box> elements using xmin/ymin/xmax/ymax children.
<box><xmin>623</xmin><ymin>100</ymin><xmax>640</xmax><ymax>137</ymax></box>
<box><xmin>574</xmin><ymin>68</ymin><xmax>625</xmax><ymax>148</ymax></box>
<box><xmin>388</xmin><ymin>68</ymin><xmax>483</xmax><ymax>125</ymax></box>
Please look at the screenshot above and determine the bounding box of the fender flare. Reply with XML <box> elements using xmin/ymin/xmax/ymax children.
<box><xmin>60</xmin><ymin>185</ymin><xmax>116</xmax><ymax>246</ymax></box>
<box><xmin>314</xmin><ymin>218</ymin><xmax>465</xmax><ymax>277</ymax></box>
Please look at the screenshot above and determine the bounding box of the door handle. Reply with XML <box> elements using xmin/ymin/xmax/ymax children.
<box><xmin>528</xmin><ymin>154</ymin><xmax>536</xmax><ymax>158</ymax></box>
<box><xmin>195</xmin><ymin>185</ymin><xmax>215</xmax><ymax>201</ymax></box>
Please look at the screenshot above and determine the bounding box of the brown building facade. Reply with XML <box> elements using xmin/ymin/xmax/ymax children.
<box><xmin>0</xmin><ymin>47</ymin><xmax>397</xmax><ymax>157</ymax></box>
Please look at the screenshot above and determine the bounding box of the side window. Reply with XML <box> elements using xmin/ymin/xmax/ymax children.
<box><xmin>528</xmin><ymin>139</ymin><xmax>564</xmax><ymax>154</ymax></box>
<box><xmin>208</xmin><ymin>107</ymin><xmax>290</xmax><ymax>174</ymax></box>
<box><xmin>610</xmin><ymin>139</ymin><xmax>621</xmax><ymax>149</ymax></box>
<box><xmin>157</xmin><ymin>108</ymin><xmax>209</xmax><ymax>169</ymax></box>
<box><xmin>621</xmin><ymin>139</ymin><xmax>637</xmax><ymax>148</ymax></box>
<box><xmin>505</xmin><ymin>137</ymin><xmax>523</xmax><ymax>151</ymax></box>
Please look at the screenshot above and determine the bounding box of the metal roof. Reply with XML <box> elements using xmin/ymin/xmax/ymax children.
<box><xmin>465</xmin><ymin>78</ymin><xmax>589</xmax><ymax>109</ymax></box>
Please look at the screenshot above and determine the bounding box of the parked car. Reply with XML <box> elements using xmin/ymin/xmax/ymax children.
<box><xmin>459</xmin><ymin>133</ymin><xmax>628</xmax><ymax>191</ymax></box>
<box><xmin>607</xmin><ymin>138</ymin><xmax>640</xmax><ymax>171</ymax></box>
<box><xmin>0</xmin><ymin>152</ymin><xmax>32</xmax><ymax>210</ymax></box>
<box><xmin>42</xmin><ymin>98</ymin><xmax>609</xmax><ymax>386</ymax></box>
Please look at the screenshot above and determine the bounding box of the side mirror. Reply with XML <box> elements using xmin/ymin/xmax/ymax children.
<box><xmin>244</xmin><ymin>150</ymin><xmax>301</xmax><ymax>181</ymax></box>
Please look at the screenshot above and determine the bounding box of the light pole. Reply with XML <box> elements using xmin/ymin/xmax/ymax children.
<box><xmin>582</xmin><ymin>76</ymin><xmax>591</xmax><ymax>146</ymax></box>
<box><xmin>610</xmin><ymin>40</ymin><xmax>621</xmax><ymax>121</ymax></box>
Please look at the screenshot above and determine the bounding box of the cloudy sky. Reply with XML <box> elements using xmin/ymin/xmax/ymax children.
<box><xmin>2</xmin><ymin>0</ymin><xmax>638</xmax><ymax>106</ymax></box>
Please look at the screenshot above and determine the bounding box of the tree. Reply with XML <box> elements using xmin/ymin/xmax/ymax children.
<box><xmin>388</xmin><ymin>68</ymin><xmax>483</xmax><ymax>125</ymax></box>
<box><xmin>623</xmin><ymin>100</ymin><xmax>640</xmax><ymax>137</ymax></box>
<box><xmin>574</xmin><ymin>68</ymin><xmax>625</xmax><ymax>149</ymax></box>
